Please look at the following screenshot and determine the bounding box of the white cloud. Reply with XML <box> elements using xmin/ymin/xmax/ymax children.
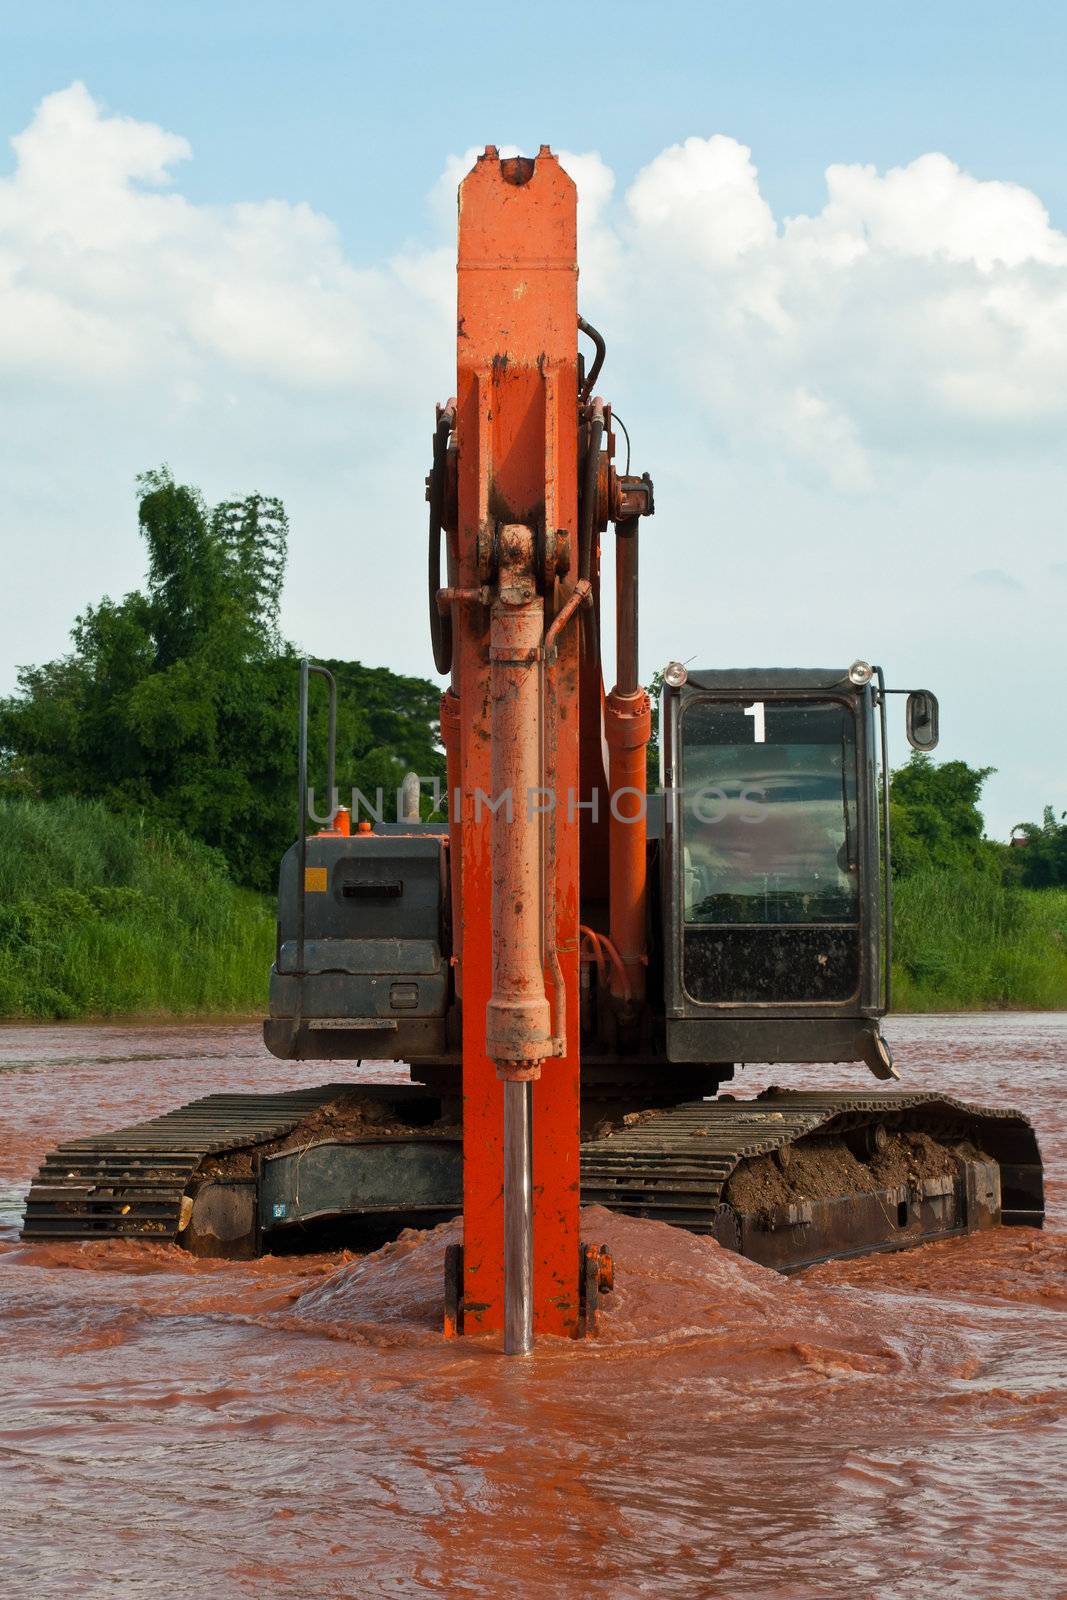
<box><xmin>1</xmin><ymin>87</ymin><xmax>1065</xmax><ymax>835</ymax></box>
<box><xmin>604</xmin><ymin>137</ymin><xmax>1067</xmax><ymax>486</ymax></box>
<box><xmin>816</xmin><ymin>152</ymin><xmax>1067</xmax><ymax>270</ymax></box>
<box><xmin>0</xmin><ymin>82</ymin><xmax>424</xmax><ymax>391</ymax></box>
<box><xmin>626</xmin><ymin>135</ymin><xmax>776</xmax><ymax>262</ymax></box>
<box><xmin>9</xmin><ymin>94</ymin><xmax>1064</xmax><ymax>480</ymax></box>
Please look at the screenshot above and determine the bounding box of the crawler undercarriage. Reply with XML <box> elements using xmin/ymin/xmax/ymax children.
<box><xmin>23</xmin><ymin>1085</ymin><xmax>1043</xmax><ymax>1276</ymax></box>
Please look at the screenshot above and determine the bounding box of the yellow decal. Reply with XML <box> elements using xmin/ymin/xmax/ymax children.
<box><xmin>304</xmin><ymin>866</ymin><xmax>328</xmax><ymax>893</ymax></box>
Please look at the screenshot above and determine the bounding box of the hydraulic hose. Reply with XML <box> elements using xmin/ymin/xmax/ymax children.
<box><xmin>577</xmin><ymin>400</ymin><xmax>604</xmax><ymax>583</ymax></box>
<box><xmin>578</xmin><ymin>315</ymin><xmax>606</xmax><ymax>402</ymax></box>
<box><xmin>428</xmin><ymin>409</ymin><xmax>455</xmax><ymax>675</ymax></box>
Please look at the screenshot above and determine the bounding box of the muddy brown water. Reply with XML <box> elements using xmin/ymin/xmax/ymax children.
<box><xmin>1</xmin><ymin>1016</ymin><xmax>1064</xmax><ymax>1600</ymax></box>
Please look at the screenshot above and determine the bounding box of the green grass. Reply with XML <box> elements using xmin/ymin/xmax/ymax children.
<box><xmin>0</xmin><ymin>797</ymin><xmax>275</xmax><ymax>1019</ymax></box>
<box><xmin>2</xmin><ymin>801</ymin><xmax>1065</xmax><ymax>1019</ymax></box>
<box><xmin>891</xmin><ymin>871</ymin><xmax>1067</xmax><ymax>1011</ymax></box>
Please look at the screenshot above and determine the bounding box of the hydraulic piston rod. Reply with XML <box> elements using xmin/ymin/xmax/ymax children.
<box><xmin>487</xmin><ymin>524</ymin><xmax>551</xmax><ymax>1354</ymax></box>
<box><xmin>503</xmin><ymin>1079</ymin><xmax>534</xmax><ymax>1355</ymax></box>
<box><xmin>485</xmin><ymin>525</ymin><xmax>553</xmax><ymax>1070</ymax></box>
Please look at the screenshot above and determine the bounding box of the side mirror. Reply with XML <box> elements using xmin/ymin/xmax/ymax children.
<box><xmin>906</xmin><ymin>690</ymin><xmax>939</xmax><ymax>751</ymax></box>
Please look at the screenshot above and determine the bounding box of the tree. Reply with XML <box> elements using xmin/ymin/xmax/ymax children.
<box><xmin>0</xmin><ymin>467</ymin><xmax>444</xmax><ymax>889</ymax></box>
<box><xmin>210</xmin><ymin>493</ymin><xmax>288</xmax><ymax>649</ymax></box>
<box><xmin>322</xmin><ymin>660</ymin><xmax>445</xmax><ymax>818</ymax></box>
<box><xmin>645</xmin><ymin>669</ymin><xmax>664</xmax><ymax>791</ymax></box>
<box><xmin>888</xmin><ymin>752</ymin><xmax>999</xmax><ymax>878</ymax></box>
<box><xmin>1009</xmin><ymin>806</ymin><xmax>1067</xmax><ymax>888</ymax></box>
<box><xmin>137</xmin><ymin>469</ymin><xmax>224</xmax><ymax>666</ymax></box>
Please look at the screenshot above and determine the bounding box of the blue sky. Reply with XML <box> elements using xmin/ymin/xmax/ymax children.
<box><xmin>6</xmin><ymin>2</ymin><xmax>1067</xmax><ymax>249</ymax></box>
<box><xmin>1</xmin><ymin>1</ymin><xmax>1064</xmax><ymax>837</ymax></box>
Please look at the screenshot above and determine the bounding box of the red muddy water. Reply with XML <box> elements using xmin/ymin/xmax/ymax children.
<box><xmin>1</xmin><ymin>1015</ymin><xmax>1065</xmax><ymax>1599</ymax></box>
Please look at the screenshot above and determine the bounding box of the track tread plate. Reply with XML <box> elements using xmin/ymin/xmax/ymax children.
<box><xmin>21</xmin><ymin>1085</ymin><xmax>1045</xmax><ymax>1253</ymax></box>
<box><xmin>580</xmin><ymin>1089</ymin><xmax>1043</xmax><ymax>1235</ymax></box>
<box><xmin>21</xmin><ymin>1083</ymin><xmax>349</xmax><ymax>1241</ymax></box>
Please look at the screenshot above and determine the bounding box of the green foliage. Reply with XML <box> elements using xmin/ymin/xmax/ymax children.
<box><xmin>0</xmin><ymin>797</ymin><xmax>273</xmax><ymax>1018</ymax></box>
<box><xmin>888</xmin><ymin>751</ymin><xmax>1000</xmax><ymax>878</ymax></box>
<box><xmin>136</xmin><ymin>467</ymin><xmax>287</xmax><ymax>661</ymax></box>
<box><xmin>0</xmin><ymin>466</ymin><xmax>444</xmax><ymax>889</ymax></box>
<box><xmin>323</xmin><ymin>659</ymin><xmax>446</xmax><ymax>822</ymax></box>
<box><xmin>886</xmin><ymin>759</ymin><xmax>1067</xmax><ymax>1003</ymax></box>
<box><xmin>1008</xmin><ymin>806</ymin><xmax>1067</xmax><ymax>888</ymax></box>
<box><xmin>892</xmin><ymin>872</ymin><xmax>1067</xmax><ymax>1011</ymax></box>
<box><xmin>5</xmin><ymin>466</ymin><xmax>1065</xmax><ymax>1018</ymax></box>
<box><xmin>645</xmin><ymin>669</ymin><xmax>664</xmax><ymax>791</ymax></box>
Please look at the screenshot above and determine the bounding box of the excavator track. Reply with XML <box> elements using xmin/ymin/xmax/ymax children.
<box><xmin>21</xmin><ymin>1085</ymin><xmax>350</xmax><ymax>1243</ymax></box>
<box><xmin>21</xmin><ymin>1086</ymin><xmax>1044</xmax><ymax>1272</ymax></box>
<box><xmin>580</xmin><ymin>1089</ymin><xmax>1044</xmax><ymax>1270</ymax></box>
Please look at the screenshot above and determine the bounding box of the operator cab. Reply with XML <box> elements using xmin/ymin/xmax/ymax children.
<box><xmin>660</xmin><ymin>664</ymin><xmax>934</xmax><ymax>1076</ymax></box>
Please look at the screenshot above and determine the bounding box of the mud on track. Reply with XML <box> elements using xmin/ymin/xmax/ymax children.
<box><xmin>1</xmin><ymin>1014</ymin><xmax>1065</xmax><ymax>1600</ymax></box>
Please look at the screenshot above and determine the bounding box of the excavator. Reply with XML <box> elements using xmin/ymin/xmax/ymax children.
<box><xmin>24</xmin><ymin>147</ymin><xmax>1043</xmax><ymax>1353</ymax></box>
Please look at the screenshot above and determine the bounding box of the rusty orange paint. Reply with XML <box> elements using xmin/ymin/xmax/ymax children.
<box><xmin>439</xmin><ymin>687</ymin><xmax>463</xmax><ymax>995</ymax></box>
<box><xmin>605</xmin><ymin>687</ymin><xmax>651</xmax><ymax>1002</ymax></box>
<box><xmin>485</xmin><ymin>524</ymin><xmax>553</xmax><ymax>1072</ymax></box>
<box><xmin>579</xmin><ymin>584</ymin><xmax>610</xmax><ymax>909</ymax></box>
<box><xmin>455</xmin><ymin>147</ymin><xmax>581</xmax><ymax>1336</ymax></box>
<box><xmin>315</xmin><ymin>805</ymin><xmax>351</xmax><ymax>839</ymax></box>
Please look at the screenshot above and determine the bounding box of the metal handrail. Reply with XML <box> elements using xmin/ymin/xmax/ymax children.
<box><xmin>874</xmin><ymin>666</ymin><xmax>892</xmax><ymax>1011</ymax></box>
<box><xmin>295</xmin><ymin>659</ymin><xmax>337</xmax><ymax>978</ymax></box>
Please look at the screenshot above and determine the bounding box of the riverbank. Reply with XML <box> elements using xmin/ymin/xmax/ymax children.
<box><xmin>892</xmin><ymin>873</ymin><xmax>1067</xmax><ymax>1010</ymax></box>
<box><xmin>0</xmin><ymin>798</ymin><xmax>274</xmax><ymax>1018</ymax></box>
<box><xmin>2</xmin><ymin>800</ymin><xmax>1066</xmax><ymax>1019</ymax></box>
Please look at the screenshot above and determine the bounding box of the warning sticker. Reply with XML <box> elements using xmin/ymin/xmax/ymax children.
<box><xmin>304</xmin><ymin>866</ymin><xmax>328</xmax><ymax>892</ymax></box>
